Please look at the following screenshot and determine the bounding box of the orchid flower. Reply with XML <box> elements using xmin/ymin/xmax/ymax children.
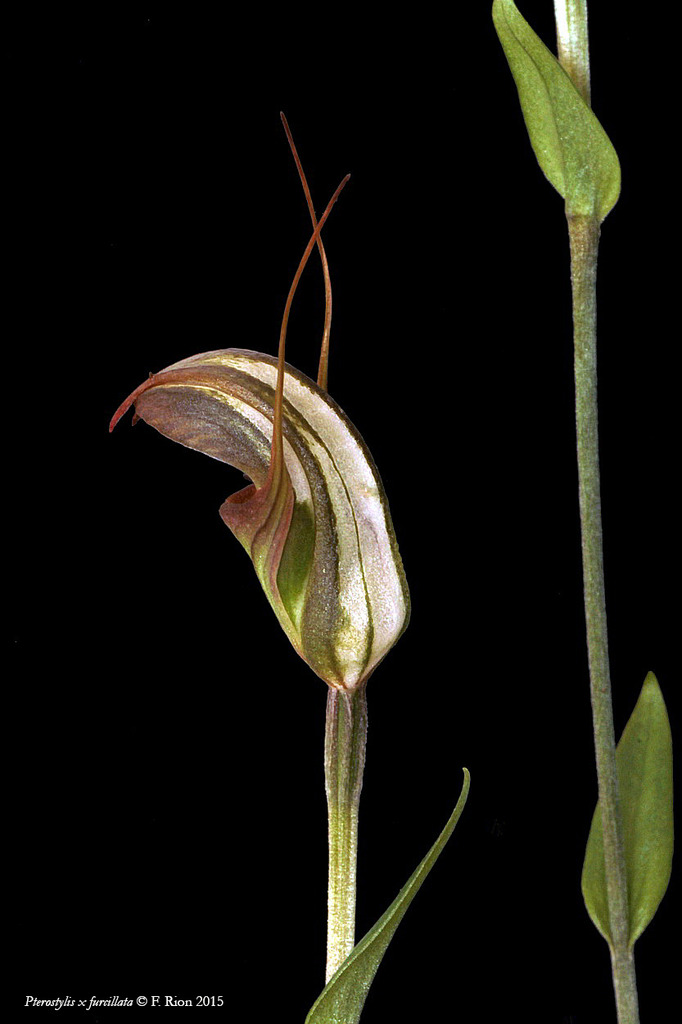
<box><xmin>110</xmin><ymin>117</ymin><xmax>409</xmax><ymax>694</ymax></box>
<box><xmin>110</xmin><ymin>117</ymin><xmax>468</xmax><ymax>1022</ymax></box>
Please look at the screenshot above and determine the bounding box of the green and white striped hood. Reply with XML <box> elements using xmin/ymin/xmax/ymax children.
<box><xmin>111</xmin><ymin>347</ymin><xmax>410</xmax><ymax>690</ymax></box>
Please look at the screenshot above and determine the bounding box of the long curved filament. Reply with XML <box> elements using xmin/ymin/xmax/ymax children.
<box><xmin>269</xmin><ymin>173</ymin><xmax>351</xmax><ymax>490</ymax></box>
<box><xmin>280</xmin><ymin>112</ymin><xmax>333</xmax><ymax>393</ymax></box>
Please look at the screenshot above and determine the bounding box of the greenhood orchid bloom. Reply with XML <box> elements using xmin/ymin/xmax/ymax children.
<box><xmin>110</xmin><ymin>120</ymin><xmax>410</xmax><ymax>692</ymax></box>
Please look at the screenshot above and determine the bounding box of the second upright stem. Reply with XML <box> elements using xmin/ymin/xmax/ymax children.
<box><xmin>568</xmin><ymin>214</ymin><xmax>639</xmax><ymax>1024</ymax></box>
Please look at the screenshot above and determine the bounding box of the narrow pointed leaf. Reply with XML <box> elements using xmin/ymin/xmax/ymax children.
<box><xmin>492</xmin><ymin>0</ymin><xmax>620</xmax><ymax>221</ymax></box>
<box><xmin>582</xmin><ymin>673</ymin><xmax>674</xmax><ymax>946</ymax></box>
<box><xmin>110</xmin><ymin>349</ymin><xmax>410</xmax><ymax>691</ymax></box>
<box><xmin>306</xmin><ymin>769</ymin><xmax>470</xmax><ymax>1024</ymax></box>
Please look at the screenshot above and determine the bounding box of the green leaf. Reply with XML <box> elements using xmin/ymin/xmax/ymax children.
<box><xmin>492</xmin><ymin>0</ymin><xmax>620</xmax><ymax>221</ymax></box>
<box><xmin>306</xmin><ymin>769</ymin><xmax>470</xmax><ymax>1024</ymax></box>
<box><xmin>582</xmin><ymin>673</ymin><xmax>674</xmax><ymax>947</ymax></box>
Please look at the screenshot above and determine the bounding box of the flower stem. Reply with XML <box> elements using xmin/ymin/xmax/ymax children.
<box><xmin>324</xmin><ymin>684</ymin><xmax>368</xmax><ymax>982</ymax></box>
<box><xmin>554</xmin><ymin>0</ymin><xmax>591</xmax><ymax>104</ymax></box>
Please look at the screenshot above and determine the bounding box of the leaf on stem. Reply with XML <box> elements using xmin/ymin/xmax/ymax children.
<box><xmin>306</xmin><ymin>769</ymin><xmax>470</xmax><ymax>1024</ymax></box>
<box><xmin>491</xmin><ymin>0</ymin><xmax>620</xmax><ymax>221</ymax></box>
<box><xmin>582</xmin><ymin>673</ymin><xmax>674</xmax><ymax>947</ymax></box>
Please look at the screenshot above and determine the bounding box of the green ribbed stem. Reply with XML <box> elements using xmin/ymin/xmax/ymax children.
<box><xmin>555</xmin><ymin>3</ymin><xmax>641</xmax><ymax>1022</ymax></box>
<box><xmin>568</xmin><ymin>212</ymin><xmax>640</xmax><ymax>1024</ymax></box>
<box><xmin>324</xmin><ymin>685</ymin><xmax>368</xmax><ymax>982</ymax></box>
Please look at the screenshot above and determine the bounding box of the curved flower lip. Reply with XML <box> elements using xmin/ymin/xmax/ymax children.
<box><xmin>110</xmin><ymin>348</ymin><xmax>410</xmax><ymax>691</ymax></box>
<box><xmin>109</xmin><ymin>369</ymin><xmax>188</xmax><ymax>434</ymax></box>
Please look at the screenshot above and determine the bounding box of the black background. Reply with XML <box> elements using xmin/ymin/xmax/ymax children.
<box><xmin>9</xmin><ymin>3</ymin><xmax>677</xmax><ymax>1022</ymax></box>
